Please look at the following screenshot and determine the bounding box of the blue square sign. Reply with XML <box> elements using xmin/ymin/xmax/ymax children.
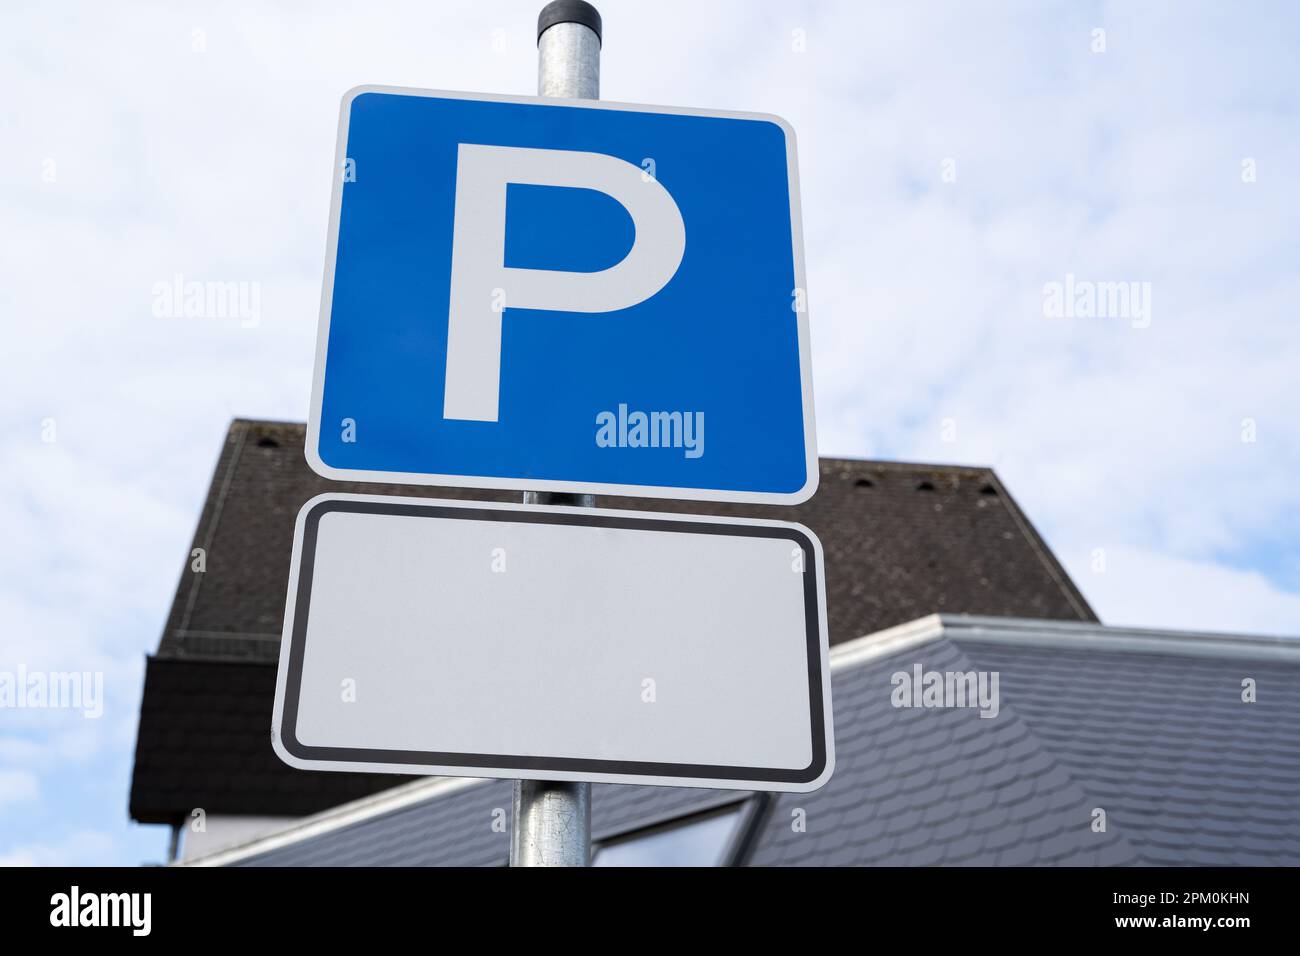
<box><xmin>307</xmin><ymin>87</ymin><xmax>817</xmax><ymax>503</ymax></box>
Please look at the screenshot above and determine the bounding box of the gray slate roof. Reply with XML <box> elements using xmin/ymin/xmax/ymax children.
<box><xmin>230</xmin><ymin>780</ymin><xmax>744</xmax><ymax>868</ymax></box>
<box><xmin>959</xmin><ymin>641</ymin><xmax>1300</xmax><ymax>865</ymax></box>
<box><xmin>207</xmin><ymin>615</ymin><xmax>1300</xmax><ymax>867</ymax></box>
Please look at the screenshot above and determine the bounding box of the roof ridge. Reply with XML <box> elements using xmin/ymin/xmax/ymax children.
<box><xmin>830</xmin><ymin>614</ymin><xmax>1300</xmax><ymax>669</ymax></box>
<box><xmin>226</xmin><ymin>418</ymin><xmax>1001</xmax><ymax>476</ymax></box>
<box><xmin>176</xmin><ymin>422</ymin><xmax>249</xmax><ymax>636</ymax></box>
<box><xmin>939</xmin><ymin>614</ymin><xmax>1300</xmax><ymax>662</ymax></box>
<box><xmin>179</xmin><ymin>776</ymin><xmax>488</xmax><ymax>867</ymax></box>
<box><xmin>231</xmin><ymin>417</ymin><xmax>306</xmax><ymax>430</ymax></box>
<box><xmin>981</xmin><ymin>472</ymin><xmax>1098</xmax><ymax>623</ymax></box>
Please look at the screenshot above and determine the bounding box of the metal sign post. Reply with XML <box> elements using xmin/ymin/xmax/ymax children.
<box><xmin>278</xmin><ymin>0</ymin><xmax>831</xmax><ymax>863</ymax></box>
<box><xmin>510</xmin><ymin>0</ymin><xmax>604</xmax><ymax>868</ymax></box>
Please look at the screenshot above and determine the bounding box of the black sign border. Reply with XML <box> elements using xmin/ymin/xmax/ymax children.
<box><xmin>279</xmin><ymin>498</ymin><xmax>828</xmax><ymax>785</ymax></box>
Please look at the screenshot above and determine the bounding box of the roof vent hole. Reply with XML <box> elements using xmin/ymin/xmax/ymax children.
<box><xmin>979</xmin><ymin>483</ymin><xmax>998</xmax><ymax>496</ymax></box>
<box><xmin>854</xmin><ymin>478</ymin><xmax>874</xmax><ymax>488</ymax></box>
<box><xmin>915</xmin><ymin>480</ymin><xmax>936</xmax><ymax>492</ymax></box>
<box><xmin>257</xmin><ymin>437</ymin><xmax>280</xmax><ymax>449</ymax></box>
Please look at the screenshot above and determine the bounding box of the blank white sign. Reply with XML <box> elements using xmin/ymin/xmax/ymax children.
<box><xmin>272</xmin><ymin>494</ymin><xmax>833</xmax><ymax>791</ymax></box>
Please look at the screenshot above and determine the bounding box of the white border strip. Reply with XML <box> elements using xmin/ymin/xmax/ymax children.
<box><xmin>180</xmin><ymin>775</ymin><xmax>486</xmax><ymax>868</ymax></box>
<box><xmin>827</xmin><ymin>612</ymin><xmax>1300</xmax><ymax>666</ymax></box>
<box><xmin>828</xmin><ymin>614</ymin><xmax>947</xmax><ymax>672</ymax></box>
<box><xmin>935</xmin><ymin>613</ymin><xmax>1300</xmax><ymax>663</ymax></box>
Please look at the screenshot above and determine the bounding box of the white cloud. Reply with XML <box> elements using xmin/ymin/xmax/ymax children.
<box><xmin>1069</xmin><ymin>544</ymin><xmax>1300</xmax><ymax>636</ymax></box>
<box><xmin>0</xmin><ymin>830</ymin><xmax>118</xmax><ymax>868</ymax></box>
<box><xmin>0</xmin><ymin>770</ymin><xmax>40</xmax><ymax>811</ymax></box>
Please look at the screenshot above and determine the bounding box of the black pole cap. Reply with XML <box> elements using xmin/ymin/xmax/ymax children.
<box><xmin>537</xmin><ymin>0</ymin><xmax>602</xmax><ymax>46</ymax></box>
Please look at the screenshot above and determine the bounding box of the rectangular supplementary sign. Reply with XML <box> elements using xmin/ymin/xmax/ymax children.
<box><xmin>271</xmin><ymin>494</ymin><xmax>834</xmax><ymax>791</ymax></box>
<box><xmin>307</xmin><ymin>86</ymin><xmax>817</xmax><ymax>504</ymax></box>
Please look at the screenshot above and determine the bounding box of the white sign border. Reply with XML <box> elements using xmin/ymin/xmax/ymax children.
<box><xmin>305</xmin><ymin>85</ymin><xmax>819</xmax><ymax>505</ymax></box>
<box><xmin>271</xmin><ymin>493</ymin><xmax>835</xmax><ymax>793</ymax></box>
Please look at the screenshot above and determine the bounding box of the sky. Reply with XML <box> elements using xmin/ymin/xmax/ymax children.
<box><xmin>1</xmin><ymin>0</ymin><xmax>1297</xmax><ymax>866</ymax></box>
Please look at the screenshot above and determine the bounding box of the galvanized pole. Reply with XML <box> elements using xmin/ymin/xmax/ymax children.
<box><xmin>509</xmin><ymin>0</ymin><xmax>603</xmax><ymax>868</ymax></box>
<box><xmin>537</xmin><ymin>0</ymin><xmax>601</xmax><ymax>99</ymax></box>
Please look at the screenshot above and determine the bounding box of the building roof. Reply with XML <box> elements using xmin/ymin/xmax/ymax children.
<box><xmin>183</xmin><ymin>615</ymin><xmax>1300</xmax><ymax>867</ymax></box>
<box><xmin>130</xmin><ymin>658</ymin><xmax>402</xmax><ymax>820</ymax></box>
<box><xmin>130</xmin><ymin>418</ymin><xmax>1096</xmax><ymax>824</ymax></box>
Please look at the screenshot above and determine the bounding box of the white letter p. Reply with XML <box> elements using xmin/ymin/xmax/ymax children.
<box><xmin>443</xmin><ymin>144</ymin><xmax>686</xmax><ymax>422</ymax></box>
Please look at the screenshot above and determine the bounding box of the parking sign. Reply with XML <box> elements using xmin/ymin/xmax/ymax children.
<box><xmin>308</xmin><ymin>86</ymin><xmax>817</xmax><ymax>503</ymax></box>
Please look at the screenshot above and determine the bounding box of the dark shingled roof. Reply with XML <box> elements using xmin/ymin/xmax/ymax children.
<box><xmin>130</xmin><ymin>418</ymin><xmax>1096</xmax><ymax>824</ymax></box>
<box><xmin>131</xmin><ymin>659</ymin><xmax>394</xmax><ymax>819</ymax></box>
<box><xmin>210</xmin><ymin>616</ymin><xmax>1300</xmax><ymax>867</ymax></box>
